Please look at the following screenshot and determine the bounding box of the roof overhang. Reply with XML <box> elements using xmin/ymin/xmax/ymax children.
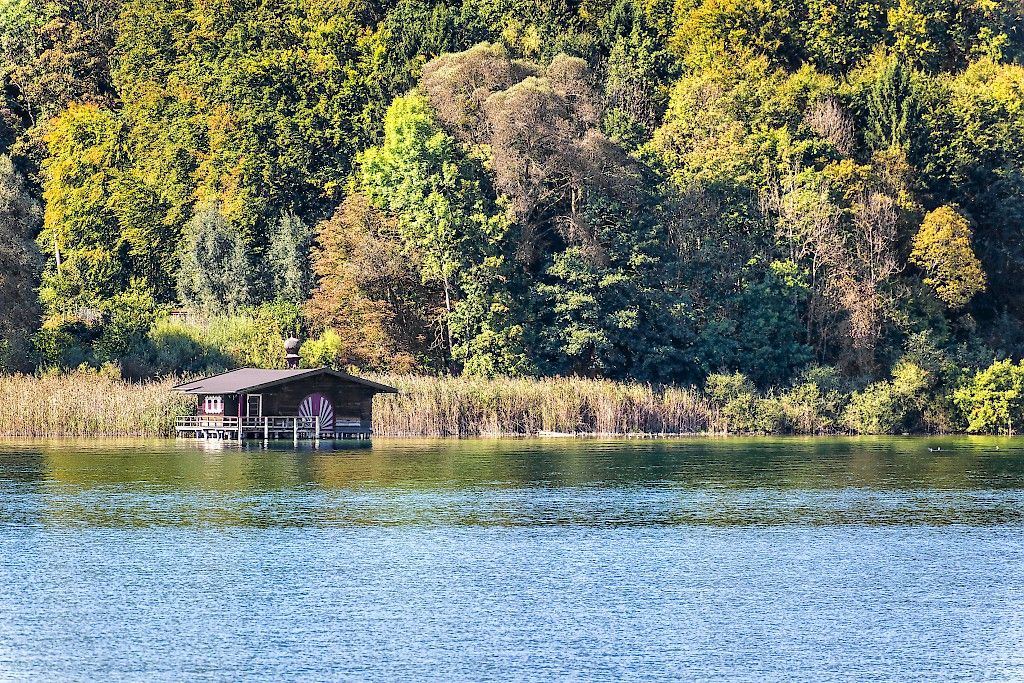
<box><xmin>172</xmin><ymin>368</ymin><xmax>399</xmax><ymax>395</ymax></box>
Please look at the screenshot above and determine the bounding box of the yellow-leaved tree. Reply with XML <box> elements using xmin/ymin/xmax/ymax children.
<box><xmin>910</xmin><ymin>205</ymin><xmax>986</xmax><ymax>308</ymax></box>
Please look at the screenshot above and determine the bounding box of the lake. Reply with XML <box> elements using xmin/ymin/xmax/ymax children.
<box><xmin>1</xmin><ymin>437</ymin><xmax>1023</xmax><ymax>682</ymax></box>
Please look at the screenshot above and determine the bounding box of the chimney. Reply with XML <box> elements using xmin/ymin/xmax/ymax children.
<box><xmin>285</xmin><ymin>336</ymin><xmax>301</xmax><ymax>369</ymax></box>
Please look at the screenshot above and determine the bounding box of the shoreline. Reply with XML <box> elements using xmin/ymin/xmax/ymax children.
<box><xmin>0</xmin><ymin>370</ymin><xmax>1015</xmax><ymax>438</ymax></box>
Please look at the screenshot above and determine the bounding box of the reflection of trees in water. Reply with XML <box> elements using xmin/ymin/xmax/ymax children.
<box><xmin>0</xmin><ymin>437</ymin><xmax>1020</xmax><ymax>528</ymax></box>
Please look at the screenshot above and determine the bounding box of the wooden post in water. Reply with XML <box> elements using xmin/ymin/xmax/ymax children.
<box><xmin>315</xmin><ymin>416</ymin><xmax>320</xmax><ymax>446</ymax></box>
<box><xmin>293</xmin><ymin>417</ymin><xmax>298</xmax><ymax>445</ymax></box>
<box><xmin>264</xmin><ymin>416</ymin><xmax>269</xmax><ymax>442</ymax></box>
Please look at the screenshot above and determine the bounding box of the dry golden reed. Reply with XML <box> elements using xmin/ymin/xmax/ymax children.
<box><xmin>0</xmin><ymin>372</ymin><xmax>191</xmax><ymax>437</ymax></box>
<box><xmin>0</xmin><ymin>372</ymin><xmax>716</xmax><ymax>437</ymax></box>
<box><xmin>369</xmin><ymin>374</ymin><xmax>716</xmax><ymax>436</ymax></box>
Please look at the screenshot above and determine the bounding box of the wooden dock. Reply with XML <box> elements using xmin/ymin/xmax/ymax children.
<box><xmin>175</xmin><ymin>415</ymin><xmax>372</xmax><ymax>441</ymax></box>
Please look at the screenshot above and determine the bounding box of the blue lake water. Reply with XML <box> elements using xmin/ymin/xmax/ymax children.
<box><xmin>0</xmin><ymin>437</ymin><xmax>1022</xmax><ymax>681</ymax></box>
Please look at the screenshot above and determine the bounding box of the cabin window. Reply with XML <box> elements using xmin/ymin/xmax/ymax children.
<box><xmin>204</xmin><ymin>396</ymin><xmax>224</xmax><ymax>414</ymax></box>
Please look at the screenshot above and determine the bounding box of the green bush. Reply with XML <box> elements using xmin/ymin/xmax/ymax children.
<box><xmin>843</xmin><ymin>381</ymin><xmax>902</xmax><ymax>434</ymax></box>
<box><xmin>32</xmin><ymin>322</ymin><xmax>92</xmax><ymax>369</ymax></box>
<box><xmin>301</xmin><ymin>329</ymin><xmax>347</xmax><ymax>369</ymax></box>
<box><xmin>952</xmin><ymin>359</ymin><xmax>1024</xmax><ymax>434</ymax></box>
<box><xmin>143</xmin><ymin>307</ymin><xmax>297</xmax><ymax>373</ymax></box>
<box><xmin>705</xmin><ymin>372</ymin><xmax>755</xmax><ymax>404</ymax></box>
<box><xmin>93</xmin><ymin>287</ymin><xmax>161</xmax><ymax>365</ymax></box>
<box><xmin>705</xmin><ymin>372</ymin><xmax>785</xmax><ymax>433</ymax></box>
<box><xmin>843</xmin><ymin>360</ymin><xmax>930</xmax><ymax>434</ymax></box>
<box><xmin>144</xmin><ymin>318</ymin><xmax>227</xmax><ymax>374</ymax></box>
<box><xmin>779</xmin><ymin>383</ymin><xmax>833</xmax><ymax>434</ymax></box>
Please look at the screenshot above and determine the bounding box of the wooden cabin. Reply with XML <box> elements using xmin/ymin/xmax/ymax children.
<box><xmin>172</xmin><ymin>366</ymin><xmax>397</xmax><ymax>441</ymax></box>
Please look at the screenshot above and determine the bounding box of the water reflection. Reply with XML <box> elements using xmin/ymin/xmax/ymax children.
<box><xmin>0</xmin><ymin>437</ymin><xmax>1022</xmax><ymax>528</ymax></box>
<box><xmin>2</xmin><ymin>438</ymin><xmax>1024</xmax><ymax>682</ymax></box>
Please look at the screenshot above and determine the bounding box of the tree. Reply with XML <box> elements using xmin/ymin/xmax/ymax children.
<box><xmin>176</xmin><ymin>203</ymin><xmax>256</xmax><ymax>314</ymax></box>
<box><xmin>802</xmin><ymin>0</ymin><xmax>887</xmax><ymax>74</ymax></box>
<box><xmin>532</xmin><ymin>191</ymin><xmax>694</xmax><ymax>381</ymax></box>
<box><xmin>37</xmin><ymin>103</ymin><xmax>124</xmax><ymax>318</ymax></box>
<box><xmin>910</xmin><ymin>205</ymin><xmax>986</xmax><ymax>308</ymax></box>
<box><xmin>357</xmin><ymin>92</ymin><xmax>528</xmax><ymax>375</ymax></box>
<box><xmin>669</xmin><ymin>0</ymin><xmax>805</xmax><ymax>70</ymax></box>
<box><xmin>731</xmin><ymin>260</ymin><xmax>812</xmax><ymax>386</ymax></box>
<box><xmin>0</xmin><ymin>154</ymin><xmax>42</xmax><ymax>370</ymax></box>
<box><xmin>268</xmin><ymin>212</ymin><xmax>316</xmax><ymax>305</ymax></box>
<box><xmin>953</xmin><ymin>359</ymin><xmax>1024</xmax><ymax>434</ymax></box>
<box><xmin>306</xmin><ymin>194</ymin><xmax>437</xmax><ymax>372</ymax></box>
<box><xmin>865</xmin><ymin>54</ymin><xmax>920</xmax><ymax>152</ymax></box>
<box><xmin>603</xmin><ymin>26</ymin><xmax>673</xmax><ymax>148</ymax></box>
<box><xmin>419</xmin><ymin>42</ymin><xmax>538</xmax><ymax>141</ymax></box>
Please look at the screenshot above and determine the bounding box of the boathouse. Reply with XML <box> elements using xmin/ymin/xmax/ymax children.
<box><xmin>172</xmin><ymin>340</ymin><xmax>397</xmax><ymax>440</ymax></box>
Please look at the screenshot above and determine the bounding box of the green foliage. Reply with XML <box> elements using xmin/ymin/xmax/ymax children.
<box><xmin>176</xmin><ymin>203</ymin><xmax>257</xmax><ymax>314</ymax></box>
<box><xmin>145</xmin><ymin>318</ymin><xmax>230</xmax><ymax>375</ymax></box>
<box><xmin>300</xmin><ymin>329</ymin><xmax>348</xmax><ymax>370</ymax></box>
<box><xmin>864</xmin><ymin>53</ymin><xmax>921</xmax><ymax>153</ymax></box>
<box><xmin>725</xmin><ymin>259</ymin><xmax>812</xmax><ymax>387</ymax></box>
<box><xmin>357</xmin><ymin>92</ymin><xmax>528</xmax><ymax>376</ymax></box>
<box><xmin>92</xmin><ymin>285</ymin><xmax>161</xmax><ymax>366</ymax></box>
<box><xmin>0</xmin><ymin>154</ymin><xmax>41</xmax><ymax>371</ymax></box>
<box><xmin>1</xmin><ymin>0</ymin><xmax>1023</xmax><ymax>433</ymax></box>
<box><xmin>705</xmin><ymin>371</ymin><xmax>786</xmax><ymax>433</ymax></box>
<box><xmin>843</xmin><ymin>360</ymin><xmax>930</xmax><ymax>433</ymax></box>
<box><xmin>268</xmin><ymin>212</ymin><xmax>316</xmax><ymax>305</ymax></box>
<box><xmin>953</xmin><ymin>359</ymin><xmax>1024</xmax><ymax>434</ymax></box>
<box><xmin>143</xmin><ymin>305</ymin><xmax>301</xmax><ymax>374</ymax></box>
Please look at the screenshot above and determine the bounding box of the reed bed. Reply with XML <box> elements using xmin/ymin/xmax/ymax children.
<box><xmin>369</xmin><ymin>374</ymin><xmax>717</xmax><ymax>437</ymax></box>
<box><xmin>0</xmin><ymin>373</ymin><xmax>191</xmax><ymax>437</ymax></box>
<box><xmin>0</xmin><ymin>372</ymin><xmax>716</xmax><ymax>438</ymax></box>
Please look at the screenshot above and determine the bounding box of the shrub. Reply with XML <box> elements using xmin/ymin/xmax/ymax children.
<box><xmin>952</xmin><ymin>359</ymin><xmax>1024</xmax><ymax>434</ymax></box>
<box><xmin>93</xmin><ymin>286</ymin><xmax>161</xmax><ymax>365</ymax></box>
<box><xmin>145</xmin><ymin>318</ymin><xmax>228</xmax><ymax>374</ymax></box>
<box><xmin>704</xmin><ymin>372</ymin><xmax>785</xmax><ymax>433</ymax></box>
<box><xmin>843</xmin><ymin>381</ymin><xmax>902</xmax><ymax>434</ymax></box>
<box><xmin>705</xmin><ymin>372</ymin><xmax>755</xmax><ymax>404</ymax></box>
<box><xmin>779</xmin><ymin>383</ymin><xmax>832</xmax><ymax>434</ymax></box>
<box><xmin>843</xmin><ymin>360</ymin><xmax>930</xmax><ymax>434</ymax></box>
<box><xmin>32</xmin><ymin>322</ymin><xmax>92</xmax><ymax>369</ymax></box>
<box><xmin>301</xmin><ymin>329</ymin><xmax>347</xmax><ymax>369</ymax></box>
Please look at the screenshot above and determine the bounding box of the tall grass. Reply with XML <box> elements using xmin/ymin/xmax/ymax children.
<box><xmin>370</xmin><ymin>375</ymin><xmax>717</xmax><ymax>436</ymax></box>
<box><xmin>0</xmin><ymin>372</ymin><xmax>716</xmax><ymax>438</ymax></box>
<box><xmin>0</xmin><ymin>372</ymin><xmax>191</xmax><ymax>437</ymax></box>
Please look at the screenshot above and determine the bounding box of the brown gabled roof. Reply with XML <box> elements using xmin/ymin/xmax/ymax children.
<box><xmin>172</xmin><ymin>368</ymin><xmax>398</xmax><ymax>395</ymax></box>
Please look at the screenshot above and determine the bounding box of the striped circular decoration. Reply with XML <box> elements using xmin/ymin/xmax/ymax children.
<box><xmin>298</xmin><ymin>392</ymin><xmax>334</xmax><ymax>431</ymax></box>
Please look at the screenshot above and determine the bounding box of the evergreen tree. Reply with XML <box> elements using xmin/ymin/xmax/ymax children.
<box><xmin>176</xmin><ymin>203</ymin><xmax>256</xmax><ymax>314</ymax></box>
<box><xmin>268</xmin><ymin>212</ymin><xmax>316</xmax><ymax>305</ymax></box>
<box><xmin>0</xmin><ymin>154</ymin><xmax>42</xmax><ymax>370</ymax></box>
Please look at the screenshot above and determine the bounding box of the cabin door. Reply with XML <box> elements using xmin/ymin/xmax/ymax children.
<box><xmin>246</xmin><ymin>394</ymin><xmax>263</xmax><ymax>417</ymax></box>
<box><xmin>298</xmin><ymin>393</ymin><xmax>334</xmax><ymax>432</ymax></box>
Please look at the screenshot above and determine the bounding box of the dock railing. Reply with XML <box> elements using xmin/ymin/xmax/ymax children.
<box><xmin>175</xmin><ymin>415</ymin><xmax>369</xmax><ymax>440</ymax></box>
<box><xmin>175</xmin><ymin>415</ymin><xmax>241</xmax><ymax>430</ymax></box>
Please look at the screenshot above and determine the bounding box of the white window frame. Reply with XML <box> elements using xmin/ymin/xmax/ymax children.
<box><xmin>246</xmin><ymin>394</ymin><xmax>263</xmax><ymax>417</ymax></box>
<box><xmin>204</xmin><ymin>395</ymin><xmax>224</xmax><ymax>414</ymax></box>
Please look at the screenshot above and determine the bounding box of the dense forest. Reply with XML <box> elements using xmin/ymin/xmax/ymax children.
<box><xmin>1</xmin><ymin>0</ymin><xmax>1023</xmax><ymax>432</ymax></box>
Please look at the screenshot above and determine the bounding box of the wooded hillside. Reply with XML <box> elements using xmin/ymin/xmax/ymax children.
<box><xmin>1</xmin><ymin>0</ymin><xmax>1022</xmax><ymax>411</ymax></box>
